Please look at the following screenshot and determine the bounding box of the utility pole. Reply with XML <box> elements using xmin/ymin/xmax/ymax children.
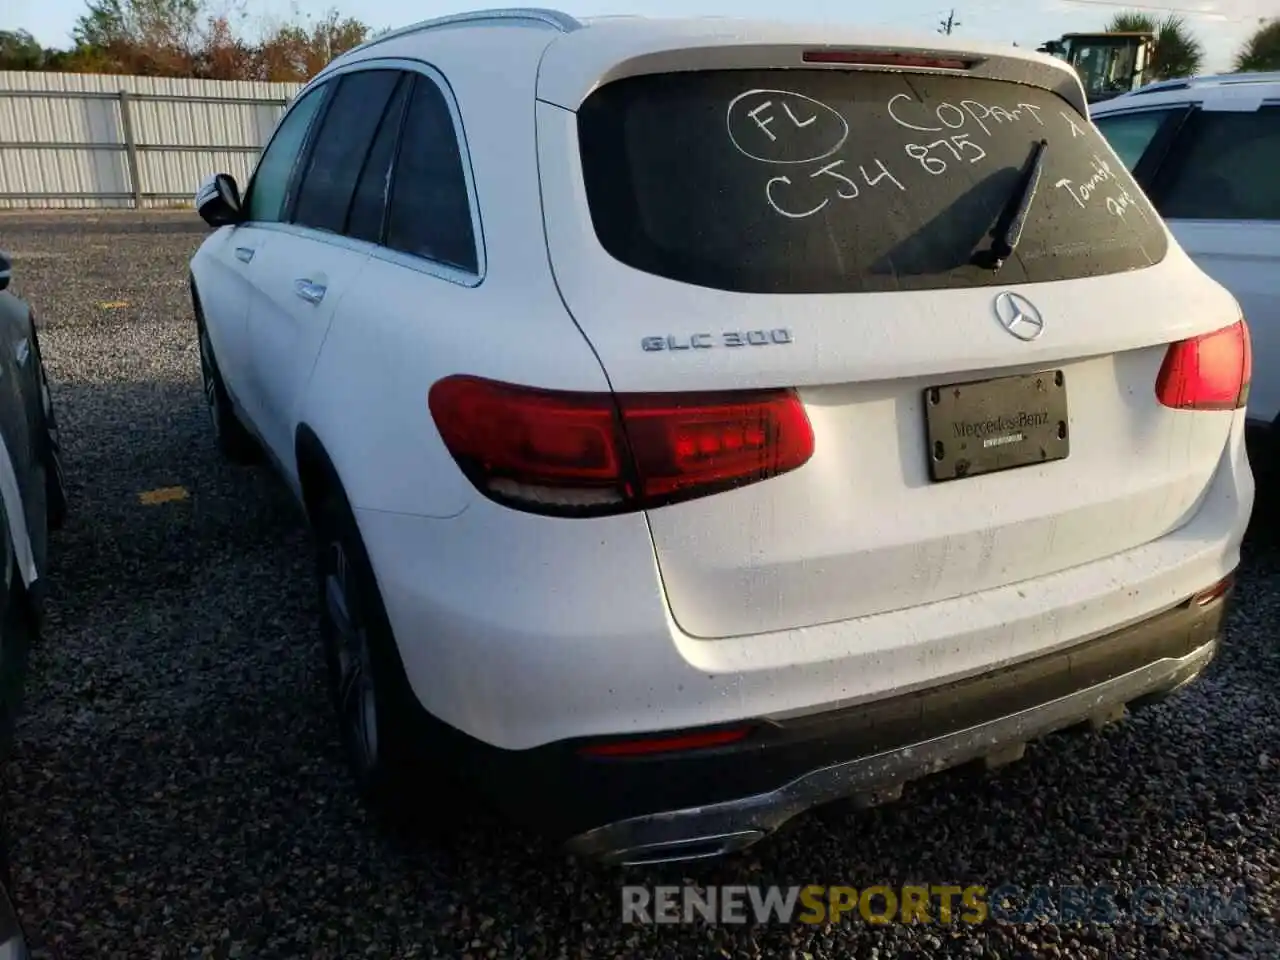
<box><xmin>939</xmin><ymin>9</ymin><xmax>960</xmax><ymax>35</ymax></box>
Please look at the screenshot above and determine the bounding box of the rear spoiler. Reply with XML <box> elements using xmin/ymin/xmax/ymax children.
<box><xmin>536</xmin><ymin>27</ymin><xmax>1088</xmax><ymax>118</ymax></box>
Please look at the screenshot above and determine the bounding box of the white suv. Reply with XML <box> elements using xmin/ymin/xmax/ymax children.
<box><xmin>1091</xmin><ymin>73</ymin><xmax>1280</xmax><ymax>482</ymax></box>
<box><xmin>189</xmin><ymin>11</ymin><xmax>1253</xmax><ymax>866</ymax></box>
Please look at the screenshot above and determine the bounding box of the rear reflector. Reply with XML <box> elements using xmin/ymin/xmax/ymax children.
<box><xmin>427</xmin><ymin>376</ymin><xmax>815</xmax><ymax>516</ymax></box>
<box><xmin>579</xmin><ymin>727</ymin><xmax>750</xmax><ymax>758</ymax></box>
<box><xmin>1155</xmin><ymin>318</ymin><xmax>1251</xmax><ymax>411</ymax></box>
<box><xmin>1190</xmin><ymin>574</ymin><xmax>1233</xmax><ymax>607</ymax></box>
<box><xmin>803</xmin><ymin>49</ymin><xmax>977</xmax><ymax>70</ymax></box>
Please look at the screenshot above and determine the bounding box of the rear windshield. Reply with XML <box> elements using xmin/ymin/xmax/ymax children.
<box><xmin>577</xmin><ymin>69</ymin><xmax>1168</xmax><ymax>294</ymax></box>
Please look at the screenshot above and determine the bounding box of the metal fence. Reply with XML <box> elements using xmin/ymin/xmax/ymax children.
<box><xmin>0</xmin><ymin>72</ymin><xmax>303</xmax><ymax>209</ymax></box>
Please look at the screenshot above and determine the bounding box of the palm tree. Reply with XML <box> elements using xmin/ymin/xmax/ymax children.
<box><xmin>1234</xmin><ymin>19</ymin><xmax>1280</xmax><ymax>73</ymax></box>
<box><xmin>1106</xmin><ymin>12</ymin><xmax>1205</xmax><ymax>80</ymax></box>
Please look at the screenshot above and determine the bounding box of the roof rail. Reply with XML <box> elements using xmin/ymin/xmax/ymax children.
<box><xmin>1132</xmin><ymin>71</ymin><xmax>1280</xmax><ymax>96</ymax></box>
<box><xmin>339</xmin><ymin>8</ymin><xmax>582</xmax><ymax>59</ymax></box>
<box><xmin>1213</xmin><ymin>71</ymin><xmax>1280</xmax><ymax>85</ymax></box>
<box><xmin>1131</xmin><ymin>80</ymin><xmax>1189</xmax><ymax>96</ymax></box>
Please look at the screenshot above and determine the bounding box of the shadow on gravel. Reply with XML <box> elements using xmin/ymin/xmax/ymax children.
<box><xmin>1245</xmin><ymin>483</ymin><xmax>1279</xmax><ymax>554</ymax></box>
<box><xmin>41</xmin><ymin>379</ymin><xmax>302</xmax><ymax>613</ymax></box>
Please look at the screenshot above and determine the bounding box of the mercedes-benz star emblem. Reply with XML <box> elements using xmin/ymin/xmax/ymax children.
<box><xmin>994</xmin><ymin>291</ymin><xmax>1045</xmax><ymax>342</ymax></box>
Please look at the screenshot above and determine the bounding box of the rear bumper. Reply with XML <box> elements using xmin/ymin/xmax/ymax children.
<box><xmin>359</xmin><ymin>414</ymin><xmax>1250</xmax><ymax>755</ymax></box>
<box><xmin>445</xmin><ymin>581</ymin><xmax>1231</xmax><ymax>864</ymax></box>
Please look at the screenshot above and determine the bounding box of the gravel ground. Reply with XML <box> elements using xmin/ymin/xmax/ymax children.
<box><xmin>0</xmin><ymin>210</ymin><xmax>1276</xmax><ymax>959</ymax></box>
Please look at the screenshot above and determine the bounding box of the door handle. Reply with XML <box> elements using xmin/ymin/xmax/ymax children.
<box><xmin>294</xmin><ymin>279</ymin><xmax>327</xmax><ymax>305</ymax></box>
<box><xmin>234</xmin><ymin>246</ymin><xmax>255</xmax><ymax>263</ymax></box>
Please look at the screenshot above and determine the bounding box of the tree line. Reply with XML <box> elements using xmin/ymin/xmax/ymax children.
<box><xmin>1106</xmin><ymin>12</ymin><xmax>1280</xmax><ymax>80</ymax></box>
<box><xmin>0</xmin><ymin>0</ymin><xmax>374</xmax><ymax>83</ymax></box>
<box><xmin>1</xmin><ymin>3</ymin><xmax>1279</xmax><ymax>83</ymax></box>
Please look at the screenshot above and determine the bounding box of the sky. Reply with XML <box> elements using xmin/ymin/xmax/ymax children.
<box><xmin>8</xmin><ymin>0</ymin><xmax>1276</xmax><ymax>74</ymax></box>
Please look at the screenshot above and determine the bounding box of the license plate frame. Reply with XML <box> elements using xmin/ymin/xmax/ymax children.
<box><xmin>923</xmin><ymin>370</ymin><xmax>1070</xmax><ymax>482</ymax></box>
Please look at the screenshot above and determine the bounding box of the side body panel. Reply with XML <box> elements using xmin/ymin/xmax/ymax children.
<box><xmin>299</xmin><ymin>33</ymin><xmax>611</xmax><ymax>520</ymax></box>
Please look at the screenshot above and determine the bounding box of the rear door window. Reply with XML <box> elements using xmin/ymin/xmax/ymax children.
<box><xmin>1148</xmin><ymin>106</ymin><xmax>1280</xmax><ymax>222</ymax></box>
<box><xmin>384</xmin><ymin>75</ymin><xmax>478</xmax><ymax>274</ymax></box>
<box><xmin>292</xmin><ymin>69</ymin><xmax>403</xmax><ymax>235</ymax></box>
<box><xmin>577</xmin><ymin>70</ymin><xmax>1168</xmax><ymax>294</ymax></box>
<box><xmin>346</xmin><ymin>74</ymin><xmax>411</xmax><ymax>244</ymax></box>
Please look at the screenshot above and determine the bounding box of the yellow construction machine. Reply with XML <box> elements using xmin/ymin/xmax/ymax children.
<box><xmin>1037</xmin><ymin>32</ymin><xmax>1156</xmax><ymax>103</ymax></box>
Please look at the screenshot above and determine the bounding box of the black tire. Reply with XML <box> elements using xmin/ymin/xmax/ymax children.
<box><xmin>28</xmin><ymin>322</ymin><xmax>66</xmax><ymax>533</ymax></box>
<box><xmin>0</xmin><ymin>564</ymin><xmax>32</xmax><ymax>760</ymax></box>
<box><xmin>313</xmin><ymin>480</ymin><xmax>444</xmax><ymax>835</ymax></box>
<box><xmin>197</xmin><ymin>322</ymin><xmax>259</xmax><ymax>464</ymax></box>
<box><xmin>1245</xmin><ymin>424</ymin><xmax>1278</xmax><ymax>546</ymax></box>
<box><xmin>0</xmin><ymin>818</ymin><xmax>14</xmax><ymax>906</ymax></box>
<box><xmin>0</xmin><ymin>810</ymin><xmax>27</xmax><ymax>960</ymax></box>
<box><xmin>42</xmin><ymin>428</ymin><xmax>67</xmax><ymax>534</ymax></box>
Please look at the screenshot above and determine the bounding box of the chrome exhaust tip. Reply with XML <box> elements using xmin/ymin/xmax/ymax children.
<box><xmin>609</xmin><ymin>830</ymin><xmax>766</xmax><ymax>867</ymax></box>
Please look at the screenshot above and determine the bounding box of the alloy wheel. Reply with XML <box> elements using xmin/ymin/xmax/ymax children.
<box><xmin>325</xmin><ymin>539</ymin><xmax>379</xmax><ymax>775</ymax></box>
<box><xmin>198</xmin><ymin>331</ymin><xmax>221</xmax><ymax>437</ymax></box>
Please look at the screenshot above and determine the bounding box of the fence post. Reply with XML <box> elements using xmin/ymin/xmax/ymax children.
<box><xmin>117</xmin><ymin>90</ymin><xmax>143</xmax><ymax>209</ymax></box>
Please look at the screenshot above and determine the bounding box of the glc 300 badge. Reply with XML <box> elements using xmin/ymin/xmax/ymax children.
<box><xmin>642</xmin><ymin>329</ymin><xmax>794</xmax><ymax>352</ymax></box>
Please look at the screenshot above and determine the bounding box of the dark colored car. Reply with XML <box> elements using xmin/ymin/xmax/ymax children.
<box><xmin>0</xmin><ymin>249</ymin><xmax>69</xmax><ymax>954</ymax></box>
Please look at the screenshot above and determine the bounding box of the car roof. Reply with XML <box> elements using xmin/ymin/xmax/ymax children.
<box><xmin>324</xmin><ymin>8</ymin><xmax>1087</xmax><ymax>115</ymax></box>
<box><xmin>1091</xmin><ymin>71</ymin><xmax>1280</xmax><ymax>114</ymax></box>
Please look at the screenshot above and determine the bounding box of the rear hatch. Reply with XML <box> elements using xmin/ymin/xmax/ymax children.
<box><xmin>535</xmin><ymin>34</ymin><xmax>1245</xmax><ymax>640</ymax></box>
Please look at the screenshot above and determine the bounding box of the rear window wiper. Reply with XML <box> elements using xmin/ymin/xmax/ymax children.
<box><xmin>974</xmin><ymin>138</ymin><xmax>1049</xmax><ymax>273</ymax></box>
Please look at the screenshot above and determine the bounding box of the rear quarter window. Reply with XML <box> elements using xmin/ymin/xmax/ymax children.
<box><xmin>577</xmin><ymin>70</ymin><xmax>1168</xmax><ymax>294</ymax></box>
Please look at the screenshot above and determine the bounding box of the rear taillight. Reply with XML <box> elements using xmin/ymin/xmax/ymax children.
<box><xmin>1190</xmin><ymin>574</ymin><xmax>1233</xmax><ymax>607</ymax></box>
<box><xmin>427</xmin><ymin>376</ymin><xmax>815</xmax><ymax>516</ymax></box>
<box><xmin>1155</xmin><ymin>318</ymin><xmax>1251</xmax><ymax>411</ymax></box>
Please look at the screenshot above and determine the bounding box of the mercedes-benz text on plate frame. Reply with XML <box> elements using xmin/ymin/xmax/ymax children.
<box><xmin>641</xmin><ymin>329</ymin><xmax>794</xmax><ymax>352</ymax></box>
<box><xmin>994</xmin><ymin>292</ymin><xmax>1045</xmax><ymax>342</ymax></box>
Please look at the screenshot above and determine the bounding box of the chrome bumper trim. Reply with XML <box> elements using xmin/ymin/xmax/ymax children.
<box><xmin>566</xmin><ymin>639</ymin><xmax>1218</xmax><ymax>867</ymax></box>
